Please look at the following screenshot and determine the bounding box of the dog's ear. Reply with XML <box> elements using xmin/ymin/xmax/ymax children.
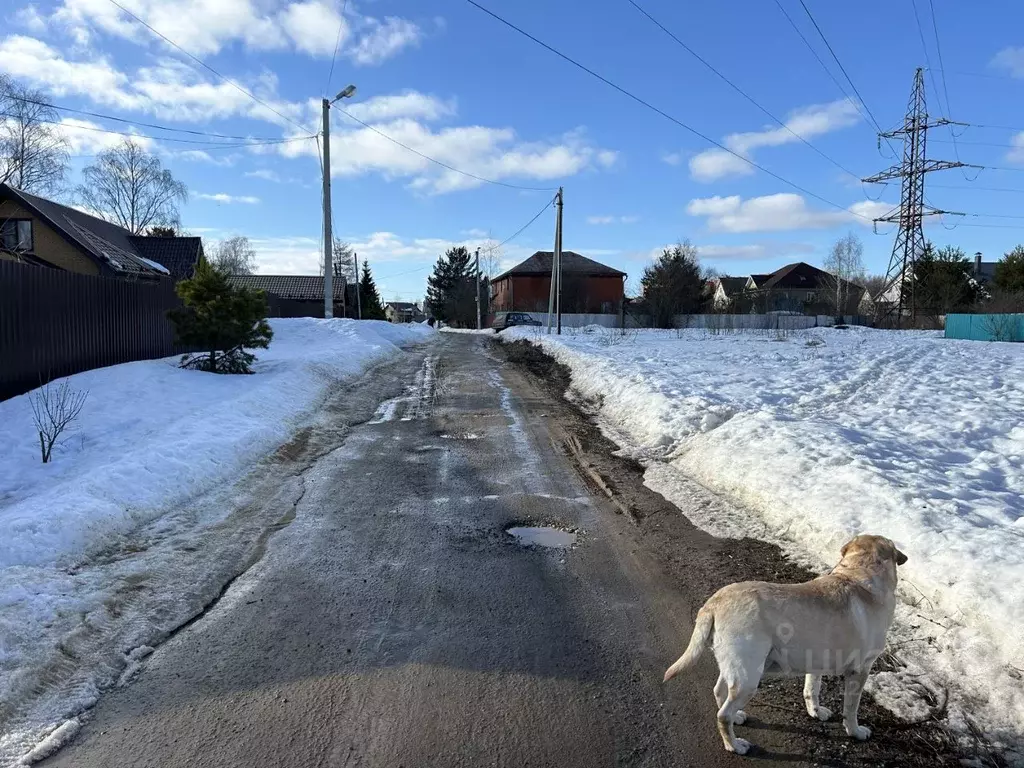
<box><xmin>895</xmin><ymin>548</ymin><xmax>908</xmax><ymax>566</ymax></box>
<box><xmin>840</xmin><ymin>540</ymin><xmax>852</xmax><ymax>558</ymax></box>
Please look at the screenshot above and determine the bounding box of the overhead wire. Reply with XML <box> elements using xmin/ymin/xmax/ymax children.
<box><xmin>464</xmin><ymin>0</ymin><xmax>877</xmax><ymax>220</ymax></box>
<box><xmin>625</xmin><ymin>0</ymin><xmax>861</xmax><ymax>179</ymax></box>
<box><xmin>325</xmin><ymin>0</ymin><xmax>350</xmax><ymax>96</ymax></box>
<box><xmin>793</xmin><ymin>0</ymin><xmax>901</xmax><ymax>159</ymax></box>
<box><xmin>105</xmin><ymin>0</ymin><xmax>311</xmax><ymax>135</ymax></box>
<box><xmin>4</xmin><ymin>95</ymin><xmax>310</xmax><ymax>142</ymax></box>
<box><xmin>479</xmin><ymin>195</ymin><xmax>555</xmax><ymax>253</ymax></box>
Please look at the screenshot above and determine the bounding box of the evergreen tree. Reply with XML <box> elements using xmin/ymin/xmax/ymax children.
<box><xmin>426</xmin><ymin>246</ymin><xmax>475</xmax><ymax>326</ymax></box>
<box><xmin>641</xmin><ymin>241</ymin><xmax>704</xmax><ymax>328</ymax></box>
<box><xmin>359</xmin><ymin>260</ymin><xmax>387</xmax><ymax>320</ymax></box>
<box><xmin>911</xmin><ymin>244</ymin><xmax>980</xmax><ymax>317</ymax></box>
<box><xmin>995</xmin><ymin>245</ymin><xmax>1024</xmax><ymax>294</ymax></box>
<box><xmin>168</xmin><ymin>260</ymin><xmax>272</xmax><ymax>374</ymax></box>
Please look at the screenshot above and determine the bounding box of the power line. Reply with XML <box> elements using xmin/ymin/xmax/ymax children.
<box><xmin>6</xmin><ymin>95</ymin><xmax>310</xmax><ymax>142</ymax></box>
<box><xmin>105</xmin><ymin>0</ymin><xmax>311</xmax><ymax>135</ymax></box>
<box><xmin>0</xmin><ymin>111</ymin><xmax>312</xmax><ymax>147</ymax></box>
<box><xmin>931</xmin><ymin>138</ymin><xmax>1024</xmax><ymax>149</ymax></box>
<box><xmin>794</xmin><ymin>0</ymin><xmax>901</xmax><ymax>158</ymax></box>
<box><xmin>465</xmin><ymin>0</ymin><xmax>873</xmax><ymax>219</ymax></box>
<box><xmin>930</xmin><ymin>183</ymin><xmax>1024</xmax><ymax>194</ymax></box>
<box><xmin>927</xmin><ymin>0</ymin><xmax>955</xmax><ymax>121</ymax></box>
<box><xmin>769</xmin><ymin>0</ymin><xmax>874</xmax><ymax>130</ymax></box>
<box><xmin>333</xmin><ymin>106</ymin><xmax>559</xmax><ymax>191</ymax></box>
<box><xmin>325</xmin><ymin>0</ymin><xmax>350</xmax><ymax>97</ymax></box>
<box><xmin>625</xmin><ymin>0</ymin><xmax>860</xmax><ymax>179</ymax></box>
<box><xmin>480</xmin><ymin>195</ymin><xmax>555</xmax><ymax>253</ymax></box>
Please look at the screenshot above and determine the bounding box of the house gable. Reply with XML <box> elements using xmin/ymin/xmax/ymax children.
<box><xmin>0</xmin><ymin>197</ymin><xmax>100</xmax><ymax>275</ymax></box>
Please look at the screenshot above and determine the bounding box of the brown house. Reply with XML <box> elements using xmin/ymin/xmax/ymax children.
<box><xmin>490</xmin><ymin>251</ymin><xmax>626</xmax><ymax>314</ymax></box>
<box><xmin>742</xmin><ymin>262</ymin><xmax>865</xmax><ymax>315</ymax></box>
<box><xmin>0</xmin><ymin>184</ymin><xmax>203</xmax><ymax>280</ymax></box>
<box><xmin>226</xmin><ymin>274</ymin><xmax>352</xmax><ymax>318</ymax></box>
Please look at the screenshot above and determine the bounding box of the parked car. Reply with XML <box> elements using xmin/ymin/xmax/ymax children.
<box><xmin>492</xmin><ymin>311</ymin><xmax>543</xmax><ymax>331</ymax></box>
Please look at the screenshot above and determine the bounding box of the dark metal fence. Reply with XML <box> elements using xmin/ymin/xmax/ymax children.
<box><xmin>0</xmin><ymin>261</ymin><xmax>191</xmax><ymax>400</ymax></box>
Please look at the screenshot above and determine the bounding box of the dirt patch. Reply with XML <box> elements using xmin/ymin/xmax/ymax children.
<box><xmin>495</xmin><ymin>338</ymin><xmax>974</xmax><ymax>768</ymax></box>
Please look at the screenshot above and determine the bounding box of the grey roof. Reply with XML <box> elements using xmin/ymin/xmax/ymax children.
<box><xmin>1</xmin><ymin>185</ymin><xmax>165</xmax><ymax>277</ymax></box>
<box><xmin>748</xmin><ymin>273</ymin><xmax>772</xmax><ymax>287</ymax></box>
<box><xmin>493</xmin><ymin>251</ymin><xmax>626</xmax><ymax>281</ymax></box>
<box><xmin>760</xmin><ymin>262</ymin><xmax>863</xmax><ymax>294</ymax></box>
<box><xmin>715</xmin><ymin>277</ymin><xmax>749</xmax><ymax>295</ymax></box>
<box><xmin>386</xmin><ymin>302</ymin><xmax>419</xmax><ymax>311</ymax></box>
<box><xmin>129</xmin><ymin>236</ymin><xmax>204</xmax><ymax>281</ymax></box>
<box><xmin>226</xmin><ymin>274</ymin><xmax>346</xmax><ymax>301</ymax></box>
<box><xmin>974</xmin><ymin>262</ymin><xmax>997</xmax><ymax>283</ymax></box>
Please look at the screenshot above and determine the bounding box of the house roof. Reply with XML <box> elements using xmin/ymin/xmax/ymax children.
<box><xmin>386</xmin><ymin>302</ymin><xmax>419</xmax><ymax>311</ymax></box>
<box><xmin>129</xmin><ymin>236</ymin><xmax>204</xmax><ymax>281</ymax></box>
<box><xmin>759</xmin><ymin>262</ymin><xmax>864</xmax><ymax>293</ymax></box>
<box><xmin>1</xmin><ymin>184</ymin><xmax>166</xmax><ymax>278</ymax></box>
<box><xmin>715</xmin><ymin>277</ymin><xmax>748</xmax><ymax>295</ymax></box>
<box><xmin>748</xmin><ymin>273</ymin><xmax>772</xmax><ymax>287</ymax></box>
<box><xmin>225</xmin><ymin>274</ymin><xmax>346</xmax><ymax>301</ymax></box>
<box><xmin>493</xmin><ymin>251</ymin><xmax>626</xmax><ymax>281</ymax></box>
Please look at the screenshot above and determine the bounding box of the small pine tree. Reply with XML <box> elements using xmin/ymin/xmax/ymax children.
<box><xmin>359</xmin><ymin>260</ymin><xmax>387</xmax><ymax>320</ymax></box>
<box><xmin>168</xmin><ymin>260</ymin><xmax>273</xmax><ymax>374</ymax></box>
<box><xmin>995</xmin><ymin>245</ymin><xmax>1024</xmax><ymax>294</ymax></box>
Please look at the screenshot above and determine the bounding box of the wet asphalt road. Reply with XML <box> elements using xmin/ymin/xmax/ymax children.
<box><xmin>42</xmin><ymin>333</ymin><xmax>811</xmax><ymax>768</ymax></box>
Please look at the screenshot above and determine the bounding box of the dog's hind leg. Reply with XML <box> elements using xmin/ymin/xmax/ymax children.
<box><xmin>714</xmin><ymin>675</ymin><xmax>747</xmax><ymax>725</ymax></box>
<box><xmin>842</xmin><ymin>670</ymin><xmax>871</xmax><ymax>740</ymax></box>
<box><xmin>803</xmin><ymin>674</ymin><xmax>832</xmax><ymax>721</ymax></box>
<box><xmin>716</xmin><ymin>664</ymin><xmax>764</xmax><ymax>755</ymax></box>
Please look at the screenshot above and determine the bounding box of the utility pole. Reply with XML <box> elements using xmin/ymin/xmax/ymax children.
<box><xmin>555</xmin><ymin>187</ymin><xmax>564</xmax><ymax>335</ymax></box>
<box><xmin>320</xmin><ymin>85</ymin><xmax>357</xmax><ymax>320</ymax></box>
<box><xmin>862</xmin><ymin>68</ymin><xmax>972</xmax><ymax>326</ymax></box>
<box><xmin>475</xmin><ymin>248</ymin><xmax>482</xmax><ymax>331</ymax></box>
<box><xmin>353</xmin><ymin>251</ymin><xmax>362</xmax><ymax>320</ymax></box>
<box><xmin>546</xmin><ymin>187</ymin><xmax>564</xmax><ymax>334</ymax></box>
<box><xmin>322</xmin><ymin>98</ymin><xmax>334</xmax><ymax>319</ymax></box>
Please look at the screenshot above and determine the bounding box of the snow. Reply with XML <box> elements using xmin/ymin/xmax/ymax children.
<box><xmin>0</xmin><ymin>318</ymin><xmax>431</xmax><ymax>569</ymax></box>
<box><xmin>505</xmin><ymin>324</ymin><xmax>1024</xmax><ymax>761</ymax></box>
<box><xmin>0</xmin><ymin>318</ymin><xmax>431</xmax><ymax>762</ymax></box>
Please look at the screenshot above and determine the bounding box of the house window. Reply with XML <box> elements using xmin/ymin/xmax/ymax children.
<box><xmin>1</xmin><ymin>219</ymin><xmax>33</xmax><ymax>252</ymax></box>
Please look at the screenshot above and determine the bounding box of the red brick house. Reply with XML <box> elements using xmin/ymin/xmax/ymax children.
<box><xmin>490</xmin><ymin>251</ymin><xmax>626</xmax><ymax>314</ymax></box>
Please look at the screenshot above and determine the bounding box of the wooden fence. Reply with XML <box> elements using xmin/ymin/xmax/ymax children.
<box><xmin>0</xmin><ymin>261</ymin><xmax>191</xmax><ymax>401</ymax></box>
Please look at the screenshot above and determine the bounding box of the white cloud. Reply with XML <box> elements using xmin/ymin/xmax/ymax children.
<box><xmin>1007</xmin><ymin>132</ymin><xmax>1024</xmax><ymax>163</ymax></box>
<box><xmin>686</xmin><ymin>193</ymin><xmax>890</xmax><ymax>233</ymax></box>
<box><xmin>279</xmin><ymin>1</ymin><xmax>347</xmax><ymax>57</ymax></box>
<box><xmin>992</xmin><ymin>47</ymin><xmax>1024</xmax><ymax>78</ymax></box>
<box><xmin>586</xmin><ymin>215</ymin><xmax>639</xmax><ymax>225</ymax></box>
<box><xmin>176</xmin><ymin>149</ymin><xmax>238</xmax><ymax>166</ymax></box>
<box><xmin>687</xmin><ymin>99</ymin><xmax>861</xmax><ymax>182</ymax></box>
<box><xmin>245</xmin><ymin>169</ymin><xmax>282</xmax><ymax>182</ymax></box>
<box><xmin>661</xmin><ymin>151</ymin><xmax>683</xmax><ymax>166</ymax></box>
<box><xmin>695</xmin><ymin>242</ymin><xmax>817</xmax><ymax>262</ymax></box>
<box><xmin>14</xmin><ymin>5</ymin><xmax>48</xmax><ymax>33</ymax></box>
<box><xmin>345</xmin><ymin>92</ymin><xmax>454</xmax><ymax>123</ymax></box>
<box><xmin>349</xmin><ymin>17</ymin><xmax>422</xmax><ymax>65</ymax></box>
<box><xmin>56</xmin><ymin>117</ymin><xmax>155</xmax><ymax>154</ymax></box>
<box><xmin>196</xmin><ymin>192</ymin><xmax>261</xmax><ymax>204</ymax></box>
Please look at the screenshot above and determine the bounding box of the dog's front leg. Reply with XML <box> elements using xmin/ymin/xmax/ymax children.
<box><xmin>842</xmin><ymin>670</ymin><xmax>871</xmax><ymax>740</ymax></box>
<box><xmin>803</xmin><ymin>674</ymin><xmax>832</xmax><ymax>721</ymax></box>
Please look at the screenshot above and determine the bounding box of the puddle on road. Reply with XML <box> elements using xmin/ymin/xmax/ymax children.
<box><xmin>506</xmin><ymin>526</ymin><xmax>577</xmax><ymax>549</ymax></box>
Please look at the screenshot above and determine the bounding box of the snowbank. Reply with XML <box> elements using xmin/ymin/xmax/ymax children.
<box><xmin>0</xmin><ymin>318</ymin><xmax>432</xmax><ymax>569</ymax></box>
<box><xmin>506</xmin><ymin>325</ymin><xmax>1024</xmax><ymax>758</ymax></box>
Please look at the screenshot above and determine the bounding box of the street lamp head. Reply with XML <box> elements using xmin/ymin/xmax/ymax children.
<box><xmin>333</xmin><ymin>84</ymin><xmax>357</xmax><ymax>102</ymax></box>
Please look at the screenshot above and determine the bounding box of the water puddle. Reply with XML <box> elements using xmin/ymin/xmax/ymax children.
<box><xmin>506</xmin><ymin>526</ymin><xmax>577</xmax><ymax>549</ymax></box>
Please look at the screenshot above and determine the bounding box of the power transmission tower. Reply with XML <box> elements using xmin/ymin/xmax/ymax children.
<box><xmin>862</xmin><ymin>67</ymin><xmax>973</xmax><ymax>326</ymax></box>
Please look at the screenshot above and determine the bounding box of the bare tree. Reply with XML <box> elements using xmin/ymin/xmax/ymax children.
<box><xmin>319</xmin><ymin>238</ymin><xmax>356</xmax><ymax>283</ymax></box>
<box><xmin>0</xmin><ymin>77</ymin><xmax>70</xmax><ymax>195</ymax></box>
<box><xmin>823</xmin><ymin>232</ymin><xmax>866</xmax><ymax>318</ymax></box>
<box><xmin>210</xmin><ymin>236</ymin><xmax>257</xmax><ymax>275</ymax></box>
<box><xmin>30</xmin><ymin>379</ymin><xmax>88</xmax><ymax>463</ymax></box>
<box><xmin>77</xmin><ymin>139</ymin><xmax>187</xmax><ymax>234</ymax></box>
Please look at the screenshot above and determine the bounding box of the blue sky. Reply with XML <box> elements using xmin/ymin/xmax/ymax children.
<box><xmin>4</xmin><ymin>0</ymin><xmax>1024</xmax><ymax>301</ymax></box>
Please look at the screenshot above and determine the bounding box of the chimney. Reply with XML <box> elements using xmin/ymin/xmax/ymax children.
<box><xmin>975</xmin><ymin>252</ymin><xmax>982</xmax><ymax>276</ymax></box>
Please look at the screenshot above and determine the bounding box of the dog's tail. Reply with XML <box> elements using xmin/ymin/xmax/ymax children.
<box><xmin>663</xmin><ymin>608</ymin><xmax>714</xmax><ymax>682</ymax></box>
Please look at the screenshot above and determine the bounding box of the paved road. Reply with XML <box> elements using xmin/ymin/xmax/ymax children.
<box><xmin>40</xmin><ymin>334</ymin><xmax>824</xmax><ymax>767</ymax></box>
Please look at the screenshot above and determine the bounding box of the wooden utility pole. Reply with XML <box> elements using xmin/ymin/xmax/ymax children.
<box><xmin>475</xmin><ymin>248</ymin><xmax>482</xmax><ymax>330</ymax></box>
<box><xmin>321</xmin><ymin>98</ymin><xmax>334</xmax><ymax>319</ymax></box>
<box><xmin>353</xmin><ymin>251</ymin><xmax>362</xmax><ymax>319</ymax></box>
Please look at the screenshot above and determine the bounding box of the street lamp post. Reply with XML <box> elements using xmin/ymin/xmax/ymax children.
<box><xmin>322</xmin><ymin>84</ymin><xmax>357</xmax><ymax>319</ymax></box>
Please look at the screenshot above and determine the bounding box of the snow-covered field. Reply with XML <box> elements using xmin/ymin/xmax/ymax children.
<box><xmin>506</xmin><ymin>324</ymin><xmax>1024</xmax><ymax>762</ymax></box>
<box><xmin>0</xmin><ymin>318</ymin><xmax>431</xmax><ymax>763</ymax></box>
